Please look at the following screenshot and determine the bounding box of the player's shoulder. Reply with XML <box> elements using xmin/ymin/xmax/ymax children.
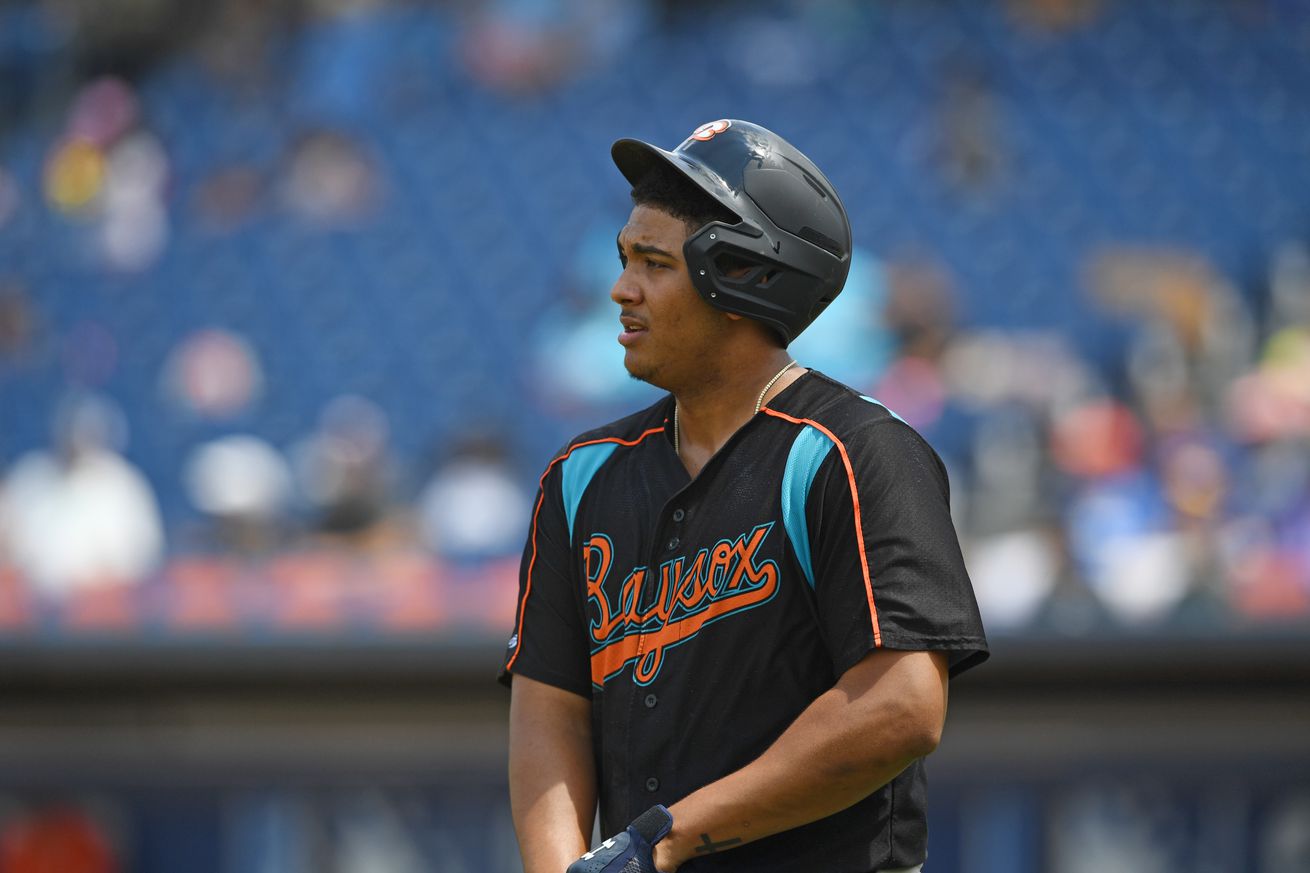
<box><xmin>777</xmin><ymin>370</ymin><xmax>951</xmax><ymax>485</ymax></box>
<box><xmin>548</xmin><ymin>395</ymin><xmax>672</xmax><ymax>467</ymax></box>
<box><xmin>776</xmin><ymin>370</ymin><xmax>914</xmax><ymax>438</ymax></box>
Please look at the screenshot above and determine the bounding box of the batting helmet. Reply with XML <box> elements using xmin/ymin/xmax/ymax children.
<box><xmin>612</xmin><ymin>119</ymin><xmax>852</xmax><ymax>345</ymax></box>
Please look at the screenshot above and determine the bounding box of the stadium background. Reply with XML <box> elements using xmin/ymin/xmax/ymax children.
<box><xmin>1</xmin><ymin>0</ymin><xmax>1309</xmax><ymax>870</ymax></box>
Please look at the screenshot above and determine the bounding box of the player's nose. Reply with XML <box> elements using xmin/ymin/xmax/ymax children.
<box><xmin>610</xmin><ymin>270</ymin><xmax>642</xmax><ymax>306</ymax></box>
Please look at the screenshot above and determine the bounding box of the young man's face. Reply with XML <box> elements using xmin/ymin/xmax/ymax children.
<box><xmin>611</xmin><ymin>204</ymin><xmax>733</xmax><ymax>390</ymax></box>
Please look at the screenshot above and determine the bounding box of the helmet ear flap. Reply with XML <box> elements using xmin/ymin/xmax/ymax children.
<box><xmin>683</xmin><ymin>217</ymin><xmax>848</xmax><ymax>346</ymax></box>
<box><xmin>684</xmin><ymin>222</ymin><xmax>798</xmax><ymax>344</ymax></box>
<box><xmin>712</xmin><ymin>252</ymin><xmax>781</xmax><ymax>289</ymax></box>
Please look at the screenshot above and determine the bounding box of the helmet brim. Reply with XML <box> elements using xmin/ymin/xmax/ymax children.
<box><xmin>611</xmin><ymin>138</ymin><xmax>676</xmax><ymax>190</ymax></box>
<box><xmin>612</xmin><ymin>138</ymin><xmax>740</xmax><ymax>219</ymax></box>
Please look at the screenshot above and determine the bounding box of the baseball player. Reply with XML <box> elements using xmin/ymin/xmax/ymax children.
<box><xmin>501</xmin><ymin>119</ymin><xmax>988</xmax><ymax>873</ymax></box>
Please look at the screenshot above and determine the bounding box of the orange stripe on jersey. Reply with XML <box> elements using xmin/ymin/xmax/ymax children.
<box><xmin>505</xmin><ymin>426</ymin><xmax>668</xmax><ymax>674</ymax></box>
<box><xmin>760</xmin><ymin>407</ymin><xmax>882</xmax><ymax>647</ymax></box>
<box><xmin>590</xmin><ymin>569</ymin><xmax>778</xmax><ymax>687</ymax></box>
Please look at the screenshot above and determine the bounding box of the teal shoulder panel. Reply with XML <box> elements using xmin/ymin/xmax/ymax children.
<box><xmin>781</xmin><ymin>425</ymin><xmax>836</xmax><ymax>589</ymax></box>
<box><xmin>858</xmin><ymin>394</ymin><xmax>906</xmax><ymax>424</ymax></box>
<box><xmin>560</xmin><ymin>442</ymin><xmax>619</xmax><ymax>539</ymax></box>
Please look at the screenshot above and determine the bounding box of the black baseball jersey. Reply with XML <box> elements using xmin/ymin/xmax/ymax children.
<box><xmin>501</xmin><ymin>371</ymin><xmax>987</xmax><ymax>872</ymax></box>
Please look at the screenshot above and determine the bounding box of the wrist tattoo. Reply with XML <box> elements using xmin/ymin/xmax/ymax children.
<box><xmin>694</xmin><ymin>833</ymin><xmax>743</xmax><ymax>855</ymax></box>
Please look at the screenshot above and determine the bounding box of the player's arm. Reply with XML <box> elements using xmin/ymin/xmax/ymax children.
<box><xmin>651</xmin><ymin>647</ymin><xmax>947</xmax><ymax>872</ymax></box>
<box><xmin>504</xmin><ymin>449</ymin><xmax>602</xmax><ymax>873</ymax></box>
<box><xmin>509</xmin><ymin>675</ymin><xmax>598</xmax><ymax>873</ymax></box>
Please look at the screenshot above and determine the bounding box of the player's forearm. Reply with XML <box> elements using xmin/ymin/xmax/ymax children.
<box><xmin>510</xmin><ymin>768</ymin><xmax>594</xmax><ymax>873</ymax></box>
<box><xmin>658</xmin><ymin>716</ymin><xmax>924</xmax><ymax>866</ymax></box>
<box><xmin>511</xmin><ymin>795</ymin><xmax>592</xmax><ymax>873</ymax></box>
<box><xmin>508</xmin><ymin>678</ymin><xmax>598</xmax><ymax>873</ymax></box>
<box><xmin>653</xmin><ymin>650</ymin><xmax>948</xmax><ymax>872</ymax></box>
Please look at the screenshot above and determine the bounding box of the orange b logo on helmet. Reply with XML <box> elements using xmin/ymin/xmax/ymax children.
<box><xmin>690</xmin><ymin>119</ymin><xmax>731</xmax><ymax>142</ymax></box>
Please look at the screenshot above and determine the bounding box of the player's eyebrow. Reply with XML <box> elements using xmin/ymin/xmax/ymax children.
<box><xmin>616</xmin><ymin>233</ymin><xmax>676</xmax><ymax>261</ymax></box>
<box><xmin>633</xmin><ymin>243</ymin><xmax>675</xmax><ymax>259</ymax></box>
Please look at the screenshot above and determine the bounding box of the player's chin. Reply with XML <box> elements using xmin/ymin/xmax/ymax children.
<box><xmin>623</xmin><ymin>353</ymin><xmax>662</xmax><ymax>387</ymax></box>
<box><xmin>625</xmin><ymin>365</ymin><xmax>656</xmax><ymax>385</ymax></box>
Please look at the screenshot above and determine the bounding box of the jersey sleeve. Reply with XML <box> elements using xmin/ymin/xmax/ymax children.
<box><xmin>498</xmin><ymin>458</ymin><xmax>593</xmax><ymax>697</ymax></box>
<box><xmin>806</xmin><ymin>419</ymin><xmax>988</xmax><ymax>679</ymax></box>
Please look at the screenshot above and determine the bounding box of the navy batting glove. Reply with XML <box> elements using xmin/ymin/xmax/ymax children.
<box><xmin>565</xmin><ymin>805</ymin><xmax>673</xmax><ymax>873</ymax></box>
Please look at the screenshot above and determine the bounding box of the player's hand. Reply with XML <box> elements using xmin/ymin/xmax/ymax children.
<box><xmin>564</xmin><ymin>805</ymin><xmax>673</xmax><ymax>873</ymax></box>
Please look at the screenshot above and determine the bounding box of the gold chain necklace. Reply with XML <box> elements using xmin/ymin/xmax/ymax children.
<box><xmin>673</xmin><ymin>360</ymin><xmax>797</xmax><ymax>457</ymax></box>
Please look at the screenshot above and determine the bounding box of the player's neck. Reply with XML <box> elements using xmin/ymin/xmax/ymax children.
<box><xmin>673</xmin><ymin>350</ymin><xmax>802</xmax><ymax>472</ymax></box>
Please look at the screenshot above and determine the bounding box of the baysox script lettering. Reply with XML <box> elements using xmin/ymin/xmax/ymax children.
<box><xmin>584</xmin><ymin>524</ymin><xmax>780</xmax><ymax>686</ymax></box>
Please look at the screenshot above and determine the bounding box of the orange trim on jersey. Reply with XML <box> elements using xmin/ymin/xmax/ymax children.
<box><xmin>590</xmin><ymin>574</ymin><xmax>778</xmax><ymax>686</ymax></box>
<box><xmin>505</xmin><ymin>426</ymin><xmax>668</xmax><ymax>673</ymax></box>
<box><xmin>760</xmin><ymin>407</ymin><xmax>883</xmax><ymax>646</ymax></box>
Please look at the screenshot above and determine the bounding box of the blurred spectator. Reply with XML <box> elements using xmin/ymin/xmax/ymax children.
<box><xmin>0</xmin><ymin>393</ymin><xmax>163</xmax><ymax>599</ymax></box>
<box><xmin>960</xmin><ymin>402</ymin><xmax>1063</xmax><ymax>630</ymax></box>
<box><xmin>868</xmin><ymin>257</ymin><xmax>958</xmax><ymax>431</ymax></box>
<box><xmin>0</xmin><ymin>281</ymin><xmax>38</xmax><ymax>362</ymax></box>
<box><xmin>1092</xmin><ymin>247</ymin><xmax>1255</xmax><ymax>426</ymax></box>
<box><xmin>967</xmin><ymin>526</ymin><xmax>1062</xmax><ymax>631</ymax></box>
<box><xmin>970</xmin><ymin>403</ymin><xmax>1050</xmax><ymax>535</ymax></box>
<box><xmin>162</xmin><ymin>328</ymin><xmax>264</xmax><ymax>421</ymax></box>
<box><xmin>42</xmin><ymin>75</ymin><xmax>171</xmax><ymax>271</ymax></box>
<box><xmin>1227</xmin><ymin>327</ymin><xmax>1310</xmax><ymax>444</ymax></box>
<box><xmin>1066</xmin><ymin>470</ymin><xmax>1192</xmax><ymax>624</ymax></box>
<box><xmin>937</xmin><ymin>57</ymin><xmax>1006</xmax><ymax>194</ymax></box>
<box><xmin>459</xmin><ymin>0</ymin><xmax>648</xmax><ymax>93</ymax></box>
<box><xmin>44</xmin><ymin>136</ymin><xmax>105</xmax><ymax>215</ymax></box>
<box><xmin>291</xmin><ymin>394</ymin><xmax>397</xmax><ymax>544</ymax></box>
<box><xmin>183</xmin><ymin>434</ymin><xmax>294</xmax><ymax>554</ymax></box>
<box><xmin>416</xmin><ymin>432</ymin><xmax>531</xmax><ymax>565</ymax></box>
<box><xmin>98</xmin><ymin>126</ymin><xmax>170</xmax><ymax>271</ymax></box>
<box><xmin>1050</xmin><ymin>399</ymin><xmax>1144</xmax><ymax>481</ymax></box>
<box><xmin>1224</xmin><ymin>327</ymin><xmax>1310</xmax><ymax>623</ymax></box>
<box><xmin>1060</xmin><ymin>420</ymin><xmax>1174</xmax><ymax>620</ymax></box>
<box><xmin>882</xmin><ymin>258</ymin><xmax>957</xmax><ymax>361</ymax></box>
<box><xmin>279</xmin><ymin>127</ymin><xmax>379</xmax><ymax>225</ymax></box>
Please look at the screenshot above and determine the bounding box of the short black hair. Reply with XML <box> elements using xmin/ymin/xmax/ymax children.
<box><xmin>630</xmin><ymin>163</ymin><xmax>738</xmax><ymax>235</ymax></box>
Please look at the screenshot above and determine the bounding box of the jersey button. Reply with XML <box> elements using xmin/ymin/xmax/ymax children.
<box><xmin>645</xmin><ymin>777</ymin><xmax>660</xmax><ymax>792</ymax></box>
<box><xmin>666</xmin><ymin>537</ymin><xmax>680</xmax><ymax>551</ymax></box>
<box><xmin>644</xmin><ymin>693</ymin><xmax>658</xmax><ymax>708</ymax></box>
<box><xmin>672</xmin><ymin>508</ymin><xmax>685</xmax><ymax>522</ymax></box>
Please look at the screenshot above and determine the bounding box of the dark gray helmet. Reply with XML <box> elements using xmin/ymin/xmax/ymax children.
<box><xmin>612</xmin><ymin>119</ymin><xmax>852</xmax><ymax>345</ymax></box>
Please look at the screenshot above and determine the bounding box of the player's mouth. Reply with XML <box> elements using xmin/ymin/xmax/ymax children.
<box><xmin>618</xmin><ymin>314</ymin><xmax>648</xmax><ymax>346</ymax></box>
